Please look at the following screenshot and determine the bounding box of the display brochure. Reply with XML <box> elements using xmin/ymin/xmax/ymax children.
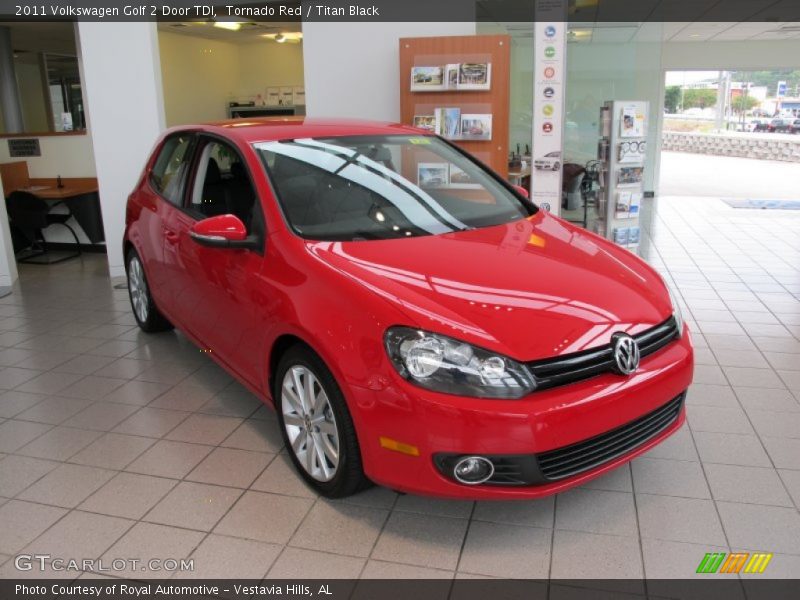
<box><xmin>600</xmin><ymin>106</ymin><xmax>611</xmax><ymax>137</ymax></box>
<box><xmin>411</xmin><ymin>63</ymin><xmax>492</xmax><ymax>92</ymax></box>
<box><xmin>628</xmin><ymin>226</ymin><xmax>641</xmax><ymax>245</ymax></box>
<box><xmin>617</xmin><ymin>166</ymin><xmax>644</xmax><ymax>186</ymax></box>
<box><xmin>448</xmin><ymin>164</ymin><xmax>480</xmax><ymax>188</ymax></box>
<box><xmin>411</xmin><ymin>66</ymin><xmax>445</xmax><ymax>91</ymax></box>
<box><xmin>459</xmin><ymin>114</ymin><xmax>492</xmax><ymax>140</ymax></box>
<box><xmin>615</xmin><ymin>191</ymin><xmax>642</xmax><ymax>218</ymax></box>
<box><xmin>619</xmin><ymin>103</ymin><xmax>647</xmax><ymax>138</ymax></box>
<box><xmin>618</xmin><ymin>140</ymin><xmax>646</xmax><ymax>163</ymax></box>
<box><xmin>613</xmin><ymin>227</ymin><xmax>629</xmax><ymax>245</ymax></box>
<box><xmin>457</xmin><ymin>63</ymin><xmax>491</xmax><ymax>90</ymax></box>
<box><xmin>417</xmin><ymin>162</ymin><xmax>449</xmax><ymax>188</ymax></box>
<box><xmin>413</xmin><ymin>115</ymin><xmax>436</xmax><ymax>131</ymax></box>
<box><xmin>280</xmin><ymin>87</ymin><xmax>294</xmax><ymax>105</ymax></box>
<box><xmin>446</xmin><ymin>63</ymin><xmax>460</xmax><ymax>89</ymax></box>
<box><xmin>265</xmin><ymin>87</ymin><xmax>281</xmax><ymax>106</ymax></box>
<box><xmin>435</xmin><ymin>107</ymin><xmax>461</xmax><ymax>138</ymax></box>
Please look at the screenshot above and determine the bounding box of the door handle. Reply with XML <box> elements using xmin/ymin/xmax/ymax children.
<box><xmin>164</xmin><ymin>229</ymin><xmax>179</xmax><ymax>244</ymax></box>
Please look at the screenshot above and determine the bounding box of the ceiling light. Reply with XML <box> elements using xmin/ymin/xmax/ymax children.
<box><xmin>213</xmin><ymin>21</ymin><xmax>242</xmax><ymax>31</ymax></box>
<box><xmin>689</xmin><ymin>33</ymin><xmax>700</xmax><ymax>38</ymax></box>
<box><xmin>262</xmin><ymin>32</ymin><xmax>303</xmax><ymax>43</ymax></box>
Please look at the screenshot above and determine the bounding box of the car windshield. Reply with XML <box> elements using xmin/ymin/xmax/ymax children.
<box><xmin>253</xmin><ymin>134</ymin><xmax>534</xmax><ymax>241</ymax></box>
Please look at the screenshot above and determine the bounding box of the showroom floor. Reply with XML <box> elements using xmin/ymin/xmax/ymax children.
<box><xmin>0</xmin><ymin>196</ymin><xmax>798</xmax><ymax>584</ymax></box>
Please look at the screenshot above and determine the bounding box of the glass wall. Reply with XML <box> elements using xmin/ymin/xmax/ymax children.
<box><xmin>564</xmin><ymin>23</ymin><xmax>664</xmax><ymax>192</ymax></box>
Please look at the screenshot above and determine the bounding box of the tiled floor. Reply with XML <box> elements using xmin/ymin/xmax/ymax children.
<box><xmin>0</xmin><ymin>194</ymin><xmax>798</xmax><ymax>581</ymax></box>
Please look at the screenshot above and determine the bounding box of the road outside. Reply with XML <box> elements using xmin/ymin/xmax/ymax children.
<box><xmin>659</xmin><ymin>151</ymin><xmax>799</xmax><ymax>200</ymax></box>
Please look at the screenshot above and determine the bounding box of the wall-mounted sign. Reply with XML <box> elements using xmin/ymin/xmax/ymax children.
<box><xmin>7</xmin><ymin>139</ymin><xmax>41</xmax><ymax>157</ymax></box>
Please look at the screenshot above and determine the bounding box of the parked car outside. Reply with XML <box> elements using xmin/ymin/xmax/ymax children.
<box><xmin>749</xmin><ymin>119</ymin><xmax>769</xmax><ymax>132</ymax></box>
<box><xmin>124</xmin><ymin>118</ymin><xmax>693</xmax><ymax>499</ymax></box>
<box><xmin>790</xmin><ymin>119</ymin><xmax>800</xmax><ymax>134</ymax></box>
<box><xmin>767</xmin><ymin>118</ymin><xmax>793</xmax><ymax>132</ymax></box>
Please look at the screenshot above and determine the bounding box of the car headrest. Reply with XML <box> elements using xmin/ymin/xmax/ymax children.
<box><xmin>230</xmin><ymin>161</ymin><xmax>246</xmax><ymax>180</ymax></box>
<box><xmin>205</xmin><ymin>158</ymin><xmax>222</xmax><ymax>184</ymax></box>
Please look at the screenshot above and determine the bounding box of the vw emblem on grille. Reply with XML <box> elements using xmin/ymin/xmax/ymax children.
<box><xmin>612</xmin><ymin>333</ymin><xmax>640</xmax><ymax>375</ymax></box>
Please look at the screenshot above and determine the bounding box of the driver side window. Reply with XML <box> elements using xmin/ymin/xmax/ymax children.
<box><xmin>189</xmin><ymin>140</ymin><xmax>260</xmax><ymax>236</ymax></box>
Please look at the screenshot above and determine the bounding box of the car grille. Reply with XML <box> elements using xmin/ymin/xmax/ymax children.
<box><xmin>536</xmin><ymin>392</ymin><xmax>685</xmax><ymax>481</ymax></box>
<box><xmin>526</xmin><ymin>316</ymin><xmax>680</xmax><ymax>391</ymax></box>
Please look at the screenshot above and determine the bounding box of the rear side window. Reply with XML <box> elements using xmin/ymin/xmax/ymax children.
<box><xmin>150</xmin><ymin>134</ymin><xmax>194</xmax><ymax>205</ymax></box>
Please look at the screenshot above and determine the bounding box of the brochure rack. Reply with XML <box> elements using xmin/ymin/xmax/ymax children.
<box><xmin>399</xmin><ymin>34</ymin><xmax>510</xmax><ymax>178</ymax></box>
<box><xmin>595</xmin><ymin>100</ymin><xmax>649</xmax><ymax>254</ymax></box>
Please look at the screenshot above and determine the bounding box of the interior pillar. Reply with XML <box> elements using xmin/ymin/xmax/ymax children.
<box><xmin>76</xmin><ymin>22</ymin><xmax>165</xmax><ymax>278</ymax></box>
<box><xmin>0</xmin><ymin>26</ymin><xmax>24</xmax><ymax>133</ymax></box>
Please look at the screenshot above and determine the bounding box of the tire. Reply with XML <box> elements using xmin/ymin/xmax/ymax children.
<box><xmin>274</xmin><ymin>344</ymin><xmax>369</xmax><ymax>498</ymax></box>
<box><xmin>126</xmin><ymin>249</ymin><xmax>173</xmax><ymax>333</ymax></box>
<box><xmin>553</xmin><ymin>161</ymin><xmax>561</xmax><ymax>171</ymax></box>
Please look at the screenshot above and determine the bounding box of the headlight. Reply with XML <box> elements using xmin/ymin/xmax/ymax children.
<box><xmin>668</xmin><ymin>287</ymin><xmax>684</xmax><ymax>337</ymax></box>
<box><xmin>384</xmin><ymin>327</ymin><xmax>536</xmax><ymax>399</ymax></box>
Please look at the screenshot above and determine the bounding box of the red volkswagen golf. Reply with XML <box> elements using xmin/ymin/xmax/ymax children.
<box><xmin>124</xmin><ymin>118</ymin><xmax>693</xmax><ymax>499</ymax></box>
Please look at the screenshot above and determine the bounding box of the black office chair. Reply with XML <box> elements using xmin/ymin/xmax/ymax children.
<box><xmin>5</xmin><ymin>190</ymin><xmax>82</xmax><ymax>264</ymax></box>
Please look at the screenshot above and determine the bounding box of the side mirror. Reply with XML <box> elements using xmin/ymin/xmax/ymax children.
<box><xmin>189</xmin><ymin>214</ymin><xmax>258</xmax><ymax>250</ymax></box>
<box><xmin>513</xmin><ymin>184</ymin><xmax>529</xmax><ymax>198</ymax></box>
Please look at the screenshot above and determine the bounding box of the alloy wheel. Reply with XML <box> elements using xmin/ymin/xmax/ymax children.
<box><xmin>128</xmin><ymin>256</ymin><xmax>149</xmax><ymax>324</ymax></box>
<box><xmin>281</xmin><ymin>365</ymin><xmax>340</xmax><ymax>482</ymax></box>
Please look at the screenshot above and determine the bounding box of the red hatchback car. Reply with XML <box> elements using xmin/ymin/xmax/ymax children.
<box><xmin>124</xmin><ymin>118</ymin><xmax>693</xmax><ymax>499</ymax></box>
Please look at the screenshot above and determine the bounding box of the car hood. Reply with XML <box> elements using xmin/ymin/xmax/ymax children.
<box><xmin>304</xmin><ymin>212</ymin><xmax>672</xmax><ymax>361</ymax></box>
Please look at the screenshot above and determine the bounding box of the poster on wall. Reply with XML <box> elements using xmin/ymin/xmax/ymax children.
<box><xmin>530</xmin><ymin>0</ymin><xmax>568</xmax><ymax>216</ymax></box>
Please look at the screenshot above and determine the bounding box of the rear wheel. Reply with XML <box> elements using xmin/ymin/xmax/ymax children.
<box><xmin>126</xmin><ymin>249</ymin><xmax>173</xmax><ymax>333</ymax></box>
<box><xmin>274</xmin><ymin>344</ymin><xmax>369</xmax><ymax>498</ymax></box>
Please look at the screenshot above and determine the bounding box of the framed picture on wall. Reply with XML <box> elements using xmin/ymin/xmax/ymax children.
<box><xmin>411</xmin><ymin>66</ymin><xmax>445</xmax><ymax>91</ymax></box>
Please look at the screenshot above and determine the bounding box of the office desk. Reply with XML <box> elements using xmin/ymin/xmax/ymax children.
<box><xmin>21</xmin><ymin>178</ymin><xmax>105</xmax><ymax>244</ymax></box>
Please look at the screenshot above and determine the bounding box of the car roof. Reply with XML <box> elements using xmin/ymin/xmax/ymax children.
<box><xmin>164</xmin><ymin>117</ymin><xmax>426</xmax><ymax>145</ymax></box>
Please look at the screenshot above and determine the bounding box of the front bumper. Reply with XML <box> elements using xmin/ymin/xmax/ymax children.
<box><xmin>348</xmin><ymin>328</ymin><xmax>694</xmax><ymax>499</ymax></box>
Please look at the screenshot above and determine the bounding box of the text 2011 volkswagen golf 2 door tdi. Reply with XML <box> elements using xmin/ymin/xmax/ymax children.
<box><xmin>124</xmin><ymin>118</ymin><xmax>693</xmax><ymax>499</ymax></box>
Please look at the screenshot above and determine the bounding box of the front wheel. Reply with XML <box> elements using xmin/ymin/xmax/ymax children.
<box><xmin>126</xmin><ymin>249</ymin><xmax>173</xmax><ymax>333</ymax></box>
<box><xmin>274</xmin><ymin>345</ymin><xmax>369</xmax><ymax>498</ymax></box>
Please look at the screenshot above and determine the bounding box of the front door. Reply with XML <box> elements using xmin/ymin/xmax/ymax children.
<box><xmin>164</xmin><ymin>137</ymin><xmax>268</xmax><ymax>388</ymax></box>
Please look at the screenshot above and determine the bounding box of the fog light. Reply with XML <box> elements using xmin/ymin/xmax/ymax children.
<box><xmin>453</xmin><ymin>456</ymin><xmax>494</xmax><ymax>485</ymax></box>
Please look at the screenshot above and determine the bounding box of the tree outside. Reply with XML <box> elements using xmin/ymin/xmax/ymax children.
<box><xmin>682</xmin><ymin>89</ymin><xmax>717</xmax><ymax>109</ymax></box>
<box><xmin>731</xmin><ymin>95</ymin><xmax>759</xmax><ymax>114</ymax></box>
<box><xmin>664</xmin><ymin>85</ymin><xmax>681</xmax><ymax>113</ymax></box>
